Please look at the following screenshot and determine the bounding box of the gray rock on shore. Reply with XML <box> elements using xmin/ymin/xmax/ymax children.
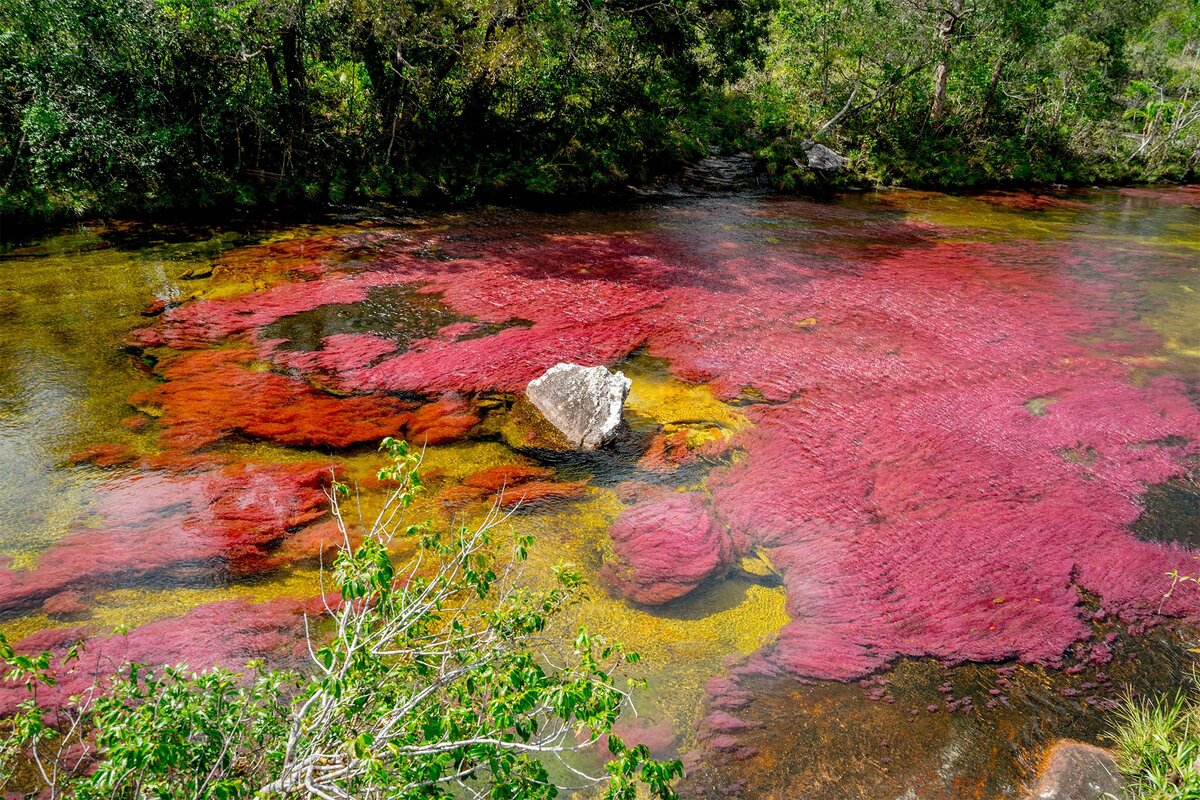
<box><xmin>525</xmin><ymin>363</ymin><xmax>631</xmax><ymax>450</ymax></box>
<box><xmin>799</xmin><ymin>140</ymin><xmax>848</xmax><ymax>171</ymax></box>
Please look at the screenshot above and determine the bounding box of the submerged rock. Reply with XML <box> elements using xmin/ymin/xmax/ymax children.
<box><xmin>1022</xmin><ymin>741</ymin><xmax>1124</xmax><ymax>800</ymax></box>
<box><xmin>499</xmin><ymin>397</ymin><xmax>575</xmax><ymax>451</ymax></box>
<box><xmin>525</xmin><ymin>363</ymin><xmax>631</xmax><ymax>451</ymax></box>
<box><xmin>603</xmin><ymin>494</ymin><xmax>734</xmax><ymax>605</ymax></box>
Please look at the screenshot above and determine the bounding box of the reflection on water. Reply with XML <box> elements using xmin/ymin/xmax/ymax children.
<box><xmin>0</xmin><ymin>187</ymin><xmax>1198</xmax><ymax>797</ymax></box>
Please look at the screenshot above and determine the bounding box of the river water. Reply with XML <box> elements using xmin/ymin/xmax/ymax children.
<box><xmin>0</xmin><ymin>187</ymin><xmax>1197</xmax><ymax>798</ymax></box>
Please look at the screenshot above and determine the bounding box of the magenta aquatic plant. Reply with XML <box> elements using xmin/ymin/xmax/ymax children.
<box><xmin>12</xmin><ymin>193</ymin><xmax>1199</xmax><ymax>700</ymax></box>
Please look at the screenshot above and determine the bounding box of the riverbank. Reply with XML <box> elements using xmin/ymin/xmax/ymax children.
<box><xmin>5</xmin><ymin>167</ymin><xmax>1197</xmax><ymax>249</ymax></box>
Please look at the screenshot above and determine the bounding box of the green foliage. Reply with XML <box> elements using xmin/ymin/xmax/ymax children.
<box><xmin>0</xmin><ymin>440</ymin><xmax>681</xmax><ymax>799</ymax></box>
<box><xmin>0</xmin><ymin>0</ymin><xmax>1194</xmax><ymax>217</ymax></box>
<box><xmin>74</xmin><ymin>667</ymin><xmax>295</xmax><ymax>800</ymax></box>
<box><xmin>742</xmin><ymin>0</ymin><xmax>1200</xmax><ymax>187</ymax></box>
<box><xmin>1111</xmin><ymin>691</ymin><xmax>1200</xmax><ymax>799</ymax></box>
<box><xmin>0</xmin><ymin>0</ymin><xmax>770</xmax><ymax>218</ymax></box>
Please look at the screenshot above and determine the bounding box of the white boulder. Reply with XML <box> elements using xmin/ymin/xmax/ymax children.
<box><xmin>525</xmin><ymin>363</ymin><xmax>631</xmax><ymax>450</ymax></box>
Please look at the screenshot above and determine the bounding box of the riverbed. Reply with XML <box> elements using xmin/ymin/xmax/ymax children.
<box><xmin>1</xmin><ymin>186</ymin><xmax>1198</xmax><ymax>798</ymax></box>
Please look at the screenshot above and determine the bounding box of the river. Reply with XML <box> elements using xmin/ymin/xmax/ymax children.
<box><xmin>1</xmin><ymin>186</ymin><xmax>1197</xmax><ymax>798</ymax></box>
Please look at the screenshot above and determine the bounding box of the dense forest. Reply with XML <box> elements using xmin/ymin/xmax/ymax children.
<box><xmin>1</xmin><ymin>0</ymin><xmax>1197</xmax><ymax>218</ymax></box>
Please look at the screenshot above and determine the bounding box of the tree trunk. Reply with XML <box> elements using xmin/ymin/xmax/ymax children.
<box><xmin>930</xmin><ymin>0</ymin><xmax>965</xmax><ymax>122</ymax></box>
<box><xmin>931</xmin><ymin>59</ymin><xmax>949</xmax><ymax>120</ymax></box>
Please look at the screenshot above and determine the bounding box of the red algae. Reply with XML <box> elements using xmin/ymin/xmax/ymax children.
<box><xmin>462</xmin><ymin>465</ymin><xmax>557</xmax><ymax>489</ymax></box>
<box><xmin>976</xmin><ymin>190</ymin><xmax>1091</xmax><ymax>212</ymax></box>
<box><xmin>0</xmin><ymin>463</ymin><xmax>330</xmax><ymax>612</ymax></box>
<box><xmin>68</xmin><ymin>443</ymin><xmax>139</xmax><ymax>468</ymax></box>
<box><xmin>108</xmin><ymin>194</ymin><xmax>1200</xmax><ymax>685</ymax></box>
<box><xmin>130</xmin><ymin>347</ymin><xmax>417</xmax><ymax>452</ymax></box>
<box><xmin>266</xmin><ymin>332</ymin><xmax>398</xmax><ymax>373</ymax></box>
<box><xmin>437</xmin><ymin>464</ymin><xmax>587</xmax><ymax>509</ymax></box>
<box><xmin>403</xmin><ymin>394</ymin><xmax>481</xmax><ymax>445</ymax></box>
<box><xmin>1118</xmin><ymin>185</ymin><xmax>1200</xmax><ymax>207</ymax></box>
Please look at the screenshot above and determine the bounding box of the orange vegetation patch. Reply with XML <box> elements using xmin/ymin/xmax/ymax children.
<box><xmin>437</xmin><ymin>464</ymin><xmax>586</xmax><ymax>510</ymax></box>
<box><xmin>68</xmin><ymin>443</ymin><xmax>139</xmax><ymax>468</ymax></box>
<box><xmin>131</xmin><ymin>347</ymin><xmax>478</xmax><ymax>452</ymax></box>
<box><xmin>637</xmin><ymin>430</ymin><xmax>694</xmax><ymax>472</ymax></box>
<box><xmin>268</xmin><ymin>519</ymin><xmax>362</xmax><ymax>566</ymax></box>
<box><xmin>405</xmin><ymin>394</ymin><xmax>482</xmax><ymax>446</ymax></box>
<box><xmin>463</xmin><ymin>464</ymin><xmax>556</xmax><ymax>490</ymax></box>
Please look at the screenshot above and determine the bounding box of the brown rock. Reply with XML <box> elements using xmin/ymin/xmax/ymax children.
<box><xmin>1023</xmin><ymin>741</ymin><xmax>1124</xmax><ymax>800</ymax></box>
<box><xmin>499</xmin><ymin>398</ymin><xmax>575</xmax><ymax>452</ymax></box>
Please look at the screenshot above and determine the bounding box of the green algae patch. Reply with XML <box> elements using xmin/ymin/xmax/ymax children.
<box><xmin>875</xmin><ymin>189</ymin><xmax>1082</xmax><ymax>241</ymax></box>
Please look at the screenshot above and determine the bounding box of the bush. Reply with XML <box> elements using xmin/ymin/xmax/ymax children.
<box><xmin>0</xmin><ymin>438</ymin><xmax>681</xmax><ymax>799</ymax></box>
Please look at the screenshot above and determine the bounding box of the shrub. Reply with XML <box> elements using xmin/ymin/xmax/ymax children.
<box><xmin>0</xmin><ymin>438</ymin><xmax>681</xmax><ymax>799</ymax></box>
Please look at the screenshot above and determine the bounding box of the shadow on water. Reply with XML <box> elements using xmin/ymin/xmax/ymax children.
<box><xmin>1133</xmin><ymin>476</ymin><xmax>1200</xmax><ymax>548</ymax></box>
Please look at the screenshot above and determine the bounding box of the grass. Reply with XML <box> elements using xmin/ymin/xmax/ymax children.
<box><xmin>1111</xmin><ymin>692</ymin><xmax>1200</xmax><ymax>799</ymax></box>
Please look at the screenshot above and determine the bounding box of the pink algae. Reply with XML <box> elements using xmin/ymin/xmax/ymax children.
<box><xmin>127</xmin><ymin>272</ymin><xmax>392</xmax><ymax>350</ymax></box>
<box><xmin>602</xmin><ymin>494</ymin><xmax>734</xmax><ymax>606</ymax></box>
<box><xmin>122</xmin><ymin>197</ymin><xmax>1200</xmax><ymax>683</ymax></box>
<box><xmin>0</xmin><ymin>596</ymin><xmax>316</xmax><ymax>714</ymax></box>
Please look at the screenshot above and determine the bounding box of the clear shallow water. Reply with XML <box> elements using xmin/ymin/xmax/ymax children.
<box><xmin>0</xmin><ymin>187</ymin><xmax>1198</xmax><ymax>798</ymax></box>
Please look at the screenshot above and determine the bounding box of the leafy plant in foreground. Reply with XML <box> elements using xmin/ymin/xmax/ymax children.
<box><xmin>0</xmin><ymin>437</ymin><xmax>681</xmax><ymax>799</ymax></box>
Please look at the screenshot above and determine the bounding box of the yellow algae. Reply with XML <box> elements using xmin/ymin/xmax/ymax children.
<box><xmin>565</xmin><ymin>581</ymin><xmax>789</xmax><ymax>748</ymax></box>
<box><xmin>621</xmin><ymin>353</ymin><xmax>749</xmax><ymax>435</ymax></box>
<box><xmin>474</xmin><ymin>487</ymin><xmax>788</xmax><ymax>742</ymax></box>
<box><xmin>1140</xmin><ymin>275</ymin><xmax>1200</xmax><ymax>365</ymax></box>
<box><xmin>738</xmin><ymin>548</ymin><xmax>778</xmax><ymax>579</ymax></box>
<box><xmin>1023</xmin><ymin>395</ymin><xmax>1058</xmax><ymax>417</ymax></box>
<box><xmin>0</xmin><ymin>223</ymin><xmax>258</xmax><ymax>555</ymax></box>
<box><xmin>417</xmin><ymin>440</ymin><xmax>535</xmax><ymax>480</ymax></box>
<box><xmin>875</xmin><ymin>191</ymin><xmax>1076</xmax><ymax>240</ymax></box>
<box><xmin>86</xmin><ymin>566</ymin><xmax>326</xmax><ymax>633</ymax></box>
<box><xmin>0</xmin><ymin>614</ymin><xmax>68</xmax><ymax>643</ymax></box>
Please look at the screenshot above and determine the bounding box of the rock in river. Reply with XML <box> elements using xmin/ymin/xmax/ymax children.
<box><xmin>1022</xmin><ymin>741</ymin><xmax>1124</xmax><ymax>800</ymax></box>
<box><xmin>525</xmin><ymin>363</ymin><xmax>631</xmax><ymax>450</ymax></box>
<box><xmin>603</xmin><ymin>494</ymin><xmax>735</xmax><ymax>605</ymax></box>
